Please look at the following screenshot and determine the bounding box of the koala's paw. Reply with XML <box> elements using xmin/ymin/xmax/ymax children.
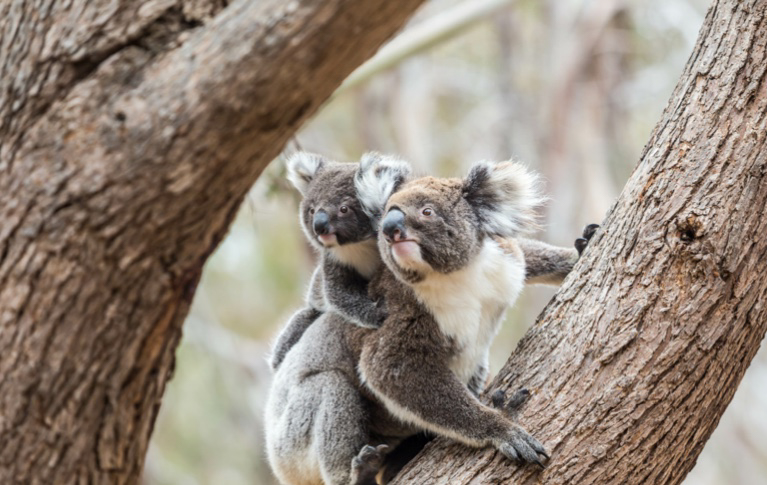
<box><xmin>351</xmin><ymin>444</ymin><xmax>390</xmax><ymax>483</ymax></box>
<box><xmin>498</xmin><ymin>426</ymin><xmax>549</xmax><ymax>468</ymax></box>
<box><xmin>575</xmin><ymin>223</ymin><xmax>600</xmax><ymax>256</ymax></box>
<box><xmin>491</xmin><ymin>388</ymin><xmax>531</xmax><ymax>415</ymax></box>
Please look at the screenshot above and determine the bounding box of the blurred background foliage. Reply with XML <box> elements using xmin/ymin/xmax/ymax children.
<box><xmin>143</xmin><ymin>0</ymin><xmax>767</xmax><ymax>483</ymax></box>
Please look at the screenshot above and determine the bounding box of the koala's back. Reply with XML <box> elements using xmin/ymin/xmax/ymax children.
<box><xmin>265</xmin><ymin>312</ymin><xmax>370</xmax><ymax>485</ymax></box>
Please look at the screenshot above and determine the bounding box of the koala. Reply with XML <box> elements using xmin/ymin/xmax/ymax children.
<box><xmin>269</xmin><ymin>152</ymin><xmax>411</xmax><ymax>371</ymax></box>
<box><xmin>264</xmin><ymin>157</ymin><xmax>598</xmax><ymax>485</ymax></box>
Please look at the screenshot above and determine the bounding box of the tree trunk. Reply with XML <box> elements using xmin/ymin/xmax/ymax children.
<box><xmin>0</xmin><ymin>0</ymin><xmax>424</xmax><ymax>482</ymax></box>
<box><xmin>395</xmin><ymin>0</ymin><xmax>767</xmax><ymax>483</ymax></box>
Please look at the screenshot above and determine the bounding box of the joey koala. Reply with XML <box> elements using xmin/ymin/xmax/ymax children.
<box><xmin>269</xmin><ymin>152</ymin><xmax>410</xmax><ymax>370</ymax></box>
<box><xmin>264</xmin><ymin>157</ymin><xmax>598</xmax><ymax>485</ymax></box>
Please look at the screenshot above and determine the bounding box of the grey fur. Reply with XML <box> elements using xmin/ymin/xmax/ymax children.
<box><xmin>270</xmin><ymin>153</ymin><xmax>411</xmax><ymax>371</ymax></box>
<box><xmin>517</xmin><ymin>238</ymin><xmax>579</xmax><ymax>285</ymax></box>
<box><xmin>265</xmin><ymin>158</ymin><xmax>596</xmax><ymax>484</ymax></box>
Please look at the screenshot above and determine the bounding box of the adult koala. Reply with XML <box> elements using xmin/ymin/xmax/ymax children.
<box><xmin>265</xmin><ymin>155</ymin><xmax>597</xmax><ymax>485</ymax></box>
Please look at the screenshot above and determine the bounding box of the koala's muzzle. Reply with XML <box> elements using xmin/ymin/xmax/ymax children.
<box><xmin>313</xmin><ymin>210</ymin><xmax>331</xmax><ymax>235</ymax></box>
<box><xmin>382</xmin><ymin>209</ymin><xmax>407</xmax><ymax>242</ymax></box>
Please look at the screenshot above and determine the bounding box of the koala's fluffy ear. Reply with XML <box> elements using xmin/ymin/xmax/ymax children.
<box><xmin>286</xmin><ymin>152</ymin><xmax>326</xmax><ymax>195</ymax></box>
<box><xmin>463</xmin><ymin>160</ymin><xmax>545</xmax><ymax>237</ymax></box>
<box><xmin>355</xmin><ymin>152</ymin><xmax>412</xmax><ymax>222</ymax></box>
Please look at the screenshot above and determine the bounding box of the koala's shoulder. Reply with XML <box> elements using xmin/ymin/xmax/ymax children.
<box><xmin>492</xmin><ymin>236</ymin><xmax>524</xmax><ymax>262</ymax></box>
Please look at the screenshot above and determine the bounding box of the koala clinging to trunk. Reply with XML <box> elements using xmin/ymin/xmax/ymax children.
<box><xmin>265</xmin><ymin>156</ymin><xmax>597</xmax><ymax>485</ymax></box>
<box><xmin>269</xmin><ymin>152</ymin><xmax>410</xmax><ymax>370</ymax></box>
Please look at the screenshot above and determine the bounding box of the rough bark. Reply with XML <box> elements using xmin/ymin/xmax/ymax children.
<box><xmin>0</xmin><ymin>0</ymin><xmax>425</xmax><ymax>482</ymax></box>
<box><xmin>395</xmin><ymin>0</ymin><xmax>767</xmax><ymax>483</ymax></box>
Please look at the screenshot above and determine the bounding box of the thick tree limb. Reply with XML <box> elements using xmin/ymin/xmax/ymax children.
<box><xmin>0</xmin><ymin>0</ymin><xmax>424</xmax><ymax>482</ymax></box>
<box><xmin>395</xmin><ymin>0</ymin><xmax>767</xmax><ymax>483</ymax></box>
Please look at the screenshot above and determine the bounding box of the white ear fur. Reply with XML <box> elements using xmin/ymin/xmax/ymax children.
<box><xmin>286</xmin><ymin>152</ymin><xmax>326</xmax><ymax>195</ymax></box>
<box><xmin>355</xmin><ymin>152</ymin><xmax>412</xmax><ymax>221</ymax></box>
<box><xmin>463</xmin><ymin>160</ymin><xmax>546</xmax><ymax>236</ymax></box>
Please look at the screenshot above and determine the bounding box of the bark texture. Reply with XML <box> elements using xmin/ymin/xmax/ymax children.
<box><xmin>395</xmin><ymin>0</ymin><xmax>767</xmax><ymax>483</ymax></box>
<box><xmin>0</xmin><ymin>0</ymin><xmax>424</xmax><ymax>482</ymax></box>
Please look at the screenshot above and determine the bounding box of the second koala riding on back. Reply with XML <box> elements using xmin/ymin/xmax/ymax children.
<box><xmin>269</xmin><ymin>152</ymin><xmax>409</xmax><ymax>370</ymax></box>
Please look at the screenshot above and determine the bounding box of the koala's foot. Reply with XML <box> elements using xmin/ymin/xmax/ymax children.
<box><xmin>351</xmin><ymin>444</ymin><xmax>390</xmax><ymax>485</ymax></box>
<box><xmin>498</xmin><ymin>426</ymin><xmax>549</xmax><ymax>468</ymax></box>
<box><xmin>575</xmin><ymin>223</ymin><xmax>600</xmax><ymax>256</ymax></box>
<box><xmin>491</xmin><ymin>389</ymin><xmax>549</xmax><ymax>467</ymax></box>
<box><xmin>491</xmin><ymin>388</ymin><xmax>531</xmax><ymax>416</ymax></box>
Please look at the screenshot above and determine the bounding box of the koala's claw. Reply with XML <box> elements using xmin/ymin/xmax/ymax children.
<box><xmin>575</xmin><ymin>223</ymin><xmax>601</xmax><ymax>256</ymax></box>
<box><xmin>499</xmin><ymin>427</ymin><xmax>548</xmax><ymax>468</ymax></box>
<box><xmin>491</xmin><ymin>388</ymin><xmax>531</xmax><ymax>415</ymax></box>
<box><xmin>352</xmin><ymin>444</ymin><xmax>390</xmax><ymax>477</ymax></box>
<box><xmin>491</xmin><ymin>389</ymin><xmax>506</xmax><ymax>409</ymax></box>
<box><xmin>507</xmin><ymin>388</ymin><xmax>531</xmax><ymax>411</ymax></box>
<box><xmin>492</xmin><ymin>390</ymin><xmax>548</xmax><ymax>467</ymax></box>
<box><xmin>583</xmin><ymin>223</ymin><xmax>600</xmax><ymax>239</ymax></box>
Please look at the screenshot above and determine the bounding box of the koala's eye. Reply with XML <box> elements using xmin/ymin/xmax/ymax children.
<box><xmin>309</xmin><ymin>208</ymin><xmax>315</xmax><ymax>215</ymax></box>
<box><xmin>339</xmin><ymin>205</ymin><xmax>349</xmax><ymax>214</ymax></box>
<box><xmin>422</xmin><ymin>207</ymin><xmax>434</xmax><ymax>216</ymax></box>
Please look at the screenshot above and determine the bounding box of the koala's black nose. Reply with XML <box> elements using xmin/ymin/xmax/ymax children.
<box><xmin>313</xmin><ymin>210</ymin><xmax>330</xmax><ymax>235</ymax></box>
<box><xmin>382</xmin><ymin>209</ymin><xmax>406</xmax><ymax>242</ymax></box>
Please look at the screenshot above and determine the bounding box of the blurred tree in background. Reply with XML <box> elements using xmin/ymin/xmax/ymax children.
<box><xmin>145</xmin><ymin>0</ymin><xmax>767</xmax><ymax>484</ymax></box>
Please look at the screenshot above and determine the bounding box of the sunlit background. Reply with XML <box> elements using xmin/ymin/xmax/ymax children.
<box><xmin>142</xmin><ymin>0</ymin><xmax>767</xmax><ymax>483</ymax></box>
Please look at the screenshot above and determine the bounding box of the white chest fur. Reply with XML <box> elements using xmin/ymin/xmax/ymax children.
<box><xmin>412</xmin><ymin>239</ymin><xmax>525</xmax><ymax>384</ymax></box>
<box><xmin>328</xmin><ymin>238</ymin><xmax>380</xmax><ymax>280</ymax></box>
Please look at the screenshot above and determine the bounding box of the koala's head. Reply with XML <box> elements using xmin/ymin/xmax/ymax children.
<box><xmin>287</xmin><ymin>152</ymin><xmax>410</xmax><ymax>251</ymax></box>
<box><xmin>357</xmin><ymin>160</ymin><xmax>543</xmax><ymax>283</ymax></box>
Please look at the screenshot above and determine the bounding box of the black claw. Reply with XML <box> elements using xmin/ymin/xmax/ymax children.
<box><xmin>575</xmin><ymin>224</ymin><xmax>600</xmax><ymax>256</ymax></box>
<box><xmin>531</xmin><ymin>441</ymin><xmax>550</xmax><ymax>461</ymax></box>
<box><xmin>506</xmin><ymin>388</ymin><xmax>530</xmax><ymax>411</ymax></box>
<box><xmin>583</xmin><ymin>223</ymin><xmax>600</xmax><ymax>239</ymax></box>
<box><xmin>575</xmin><ymin>237</ymin><xmax>588</xmax><ymax>256</ymax></box>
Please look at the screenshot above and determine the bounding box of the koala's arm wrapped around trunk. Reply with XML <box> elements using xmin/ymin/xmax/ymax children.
<box><xmin>358</xmin><ymin>323</ymin><xmax>546</xmax><ymax>464</ymax></box>
<box><xmin>515</xmin><ymin>238</ymin><xmax>579</xmax><ymax>286</ymax></box>
<box><xmin>514</xmin><ymin>224</ymin><xmax>599</xmax><ymax>285</ymax></box>
<box><xmin>323</xmin><ymin>257</ymin><xmax>385</xmax><ymax>329</ymax></box>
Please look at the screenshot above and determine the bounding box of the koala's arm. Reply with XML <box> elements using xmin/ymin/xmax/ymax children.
<box><xmin>269</xmin><ymin>307</ymin><xmax>322</xmax><ymax>370</ymax></box>
<box><xmin>359</xmin><ymin>337</ymin><xmax>545</xmax><ymax>463</ymax></box>
<box><xmin>269</xmin><ymin>268</ymin><xmax>325</xmax><ymax>371</ymax></box>
<box><xmin>323</xmin><ymin>258</ymin><xmax>384</xmax><ymax>329</ymax></box>
<box><xmin>517</xmin><ymin>238</ymin><xmax>579</xmax><ymax>286</ymax></box>
<box><xmin>517</xmin><ymin>224</ymin><xmax>600</xmax><ymax>286</ymax></box>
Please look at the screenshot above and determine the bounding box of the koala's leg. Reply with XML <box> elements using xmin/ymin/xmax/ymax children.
<box><xmin>269</xmin><ymin>307</ymin><xmax>322</xmax><ymax>370</ymax></box>
<box><xmin>360</xmin><ymin>352</ymin><xmax>548</xmax><ymax>467</ymax></box>
<box><xmin>312</xmin><ymin>372</ymin><xmax>372</xmax><ymax>485</ymax></box>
